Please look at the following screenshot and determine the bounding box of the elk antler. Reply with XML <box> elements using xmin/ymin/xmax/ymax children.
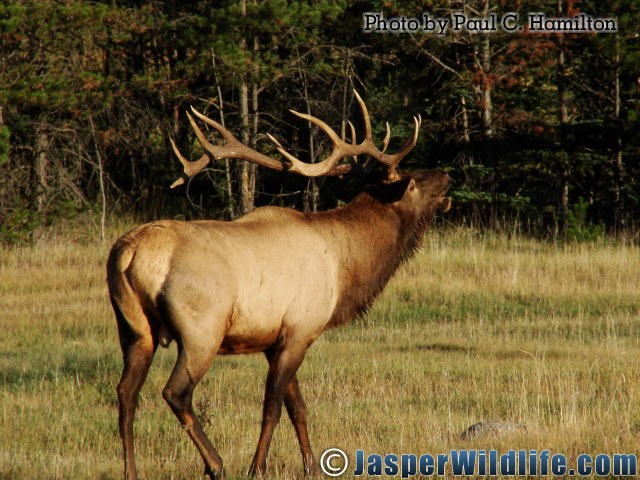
<box><xmin>170</xmin><ymin>107</ymin><xmax>288</xmax><ymax>188</ymax></box>
<box><xmin>170</xmin><ymin>107</ymin><xmax>354</xmax><ymax>188</ymax></box>
<box><xmin>171</xmin><ymin>92</ymin><xmax>421</xmax><ymax>187</ymax></box>
<box><xmin>270</xmin><ymin>90</ymin><xmax>421</xmax><ymax>181</ymax></box>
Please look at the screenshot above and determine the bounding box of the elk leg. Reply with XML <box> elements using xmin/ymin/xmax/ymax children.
<box><xmin>248</xmin><ymin>345</ymin><xmax>307</xmax><ymax>478</ymax></box>
<box><xmin>163</xmin><ymin>345</ymin><xmax>225</xmax><ymax>480</ymax></box>
<box><xmin>117</xmin><ymin>334</ymin><xmax>155</xmax><ymax>480</ymax></box>
<box><xmin>284</xmin><ymin>376</ymin><xmax>319</xmax><ymax>477</ymax></box>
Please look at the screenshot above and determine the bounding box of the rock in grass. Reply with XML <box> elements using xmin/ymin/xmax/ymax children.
<box><xmin>460</xmin><ymin>421</ymin><xmax>527</xmax><ymax>440</ymax></box>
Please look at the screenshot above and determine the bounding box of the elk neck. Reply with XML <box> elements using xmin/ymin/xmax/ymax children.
<box><xmin>317</xmin><ymin>192</ymin><xmax>434</xmax><ymax>328</ymax></box>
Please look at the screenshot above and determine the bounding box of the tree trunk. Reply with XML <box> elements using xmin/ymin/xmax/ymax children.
<box><xmin>613</xmin><ymin>34</ymin><xmax>625</xmax><ymax>233</ymax></box>
<box><xmin>303</xmin><ymin>79</ymin><xmax>318</xmax><ymax>212</ymax></box>
<box><xmin>479</xmin><ymin>41</ymin><xmax>492</xmax><ymax>140</ymax></box>
<box><xmin>239</xmin><ymin>81</ymin><xmax>254</xmax><ymax>215</ymax></box>
<box><xmin>34</xmin><ymin>127</ymin><xmax>49</xmax><ymax>216</ymax></box>
<box><xmin>89</xmin><ymin>116</ymin><xmax>107</xmax><ymax>243</ymax></box>
<box><xmin>238</xmin><ymin>0</ymin><xmax>255</xmax><ymax>215</ymax></box>
<box><xmin>249</xmin><ymin>81</ymin><xmax>258</xmax><ymax>205</ymax></box>
<box><xmin>556</xmin><ymin>0</ymin><xmax>570</xmax><ymax>241</ymax></box>
<box><xmin>211</xmin><ymin>49</ymin><xmax>235</xmax><ymax>219</ymax></box>
<box><xmin>460</xmin><ymin>95</ymin><xmax>470</xmax><ymax>146</ymax></box>
<box><xmin>478</xmin><ymin>0</ymin><xmax>494</xmax><ymax>226</ymax></box>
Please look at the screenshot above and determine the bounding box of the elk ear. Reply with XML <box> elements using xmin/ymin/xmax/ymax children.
<box><xmin>365</xmin><ymin>176</ymin><xmax>413</xmax><ymax>204</ymax></box>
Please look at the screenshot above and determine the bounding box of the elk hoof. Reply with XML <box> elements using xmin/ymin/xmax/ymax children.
<box><xmin>305</xmin><ymin>463</ymin><xmax>322</xmax><ymax>478</ymax></box>
<box><xmin>204</xmin><ymin>465</ymin><xmax>226</xmax><ymax>480</ymax></box>
<box><xmin>247</xmin><ymin>463</ymin><xmax>267</xmax><ymax>479</ymax></box>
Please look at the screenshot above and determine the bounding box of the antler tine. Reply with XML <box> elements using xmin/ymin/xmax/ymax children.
<box><xmin>170</xmin><ymin>136</ymin><xmax>191</xmax><ymax>170</ymax></box>
<box><xmin>171</xmin><ymin>106</ymin><xmax>289</xmax><ymax>188</ymax></box>
<box><xmin>271</xmin><ymin>92</ymin><xmax>420</xmax><ymax>179</ymax></box>
<box><xmin>169</xmin><ymin>137</ymin><xmax>210</xmax><ymax>189</ymax></box>
<box><xmin>289</xmin><ymin>109</ymin><xmax>342</xmax><ymax>144</ymax></box>
<box><xmin>272</xmin><ymin>109</ymin><xmax>352</xmax><ymax>176</ymax></box>
<box><xmin>347</xmin><ymin>120</ymin><xmax>358</xmax><ymax>163</ymax></box>
<box><xmin>190</xmin><ymin>107</ymin><xmax>242</xmax><ymax>146</ymax></box>
<box><xmin>186</xmin><ymin>111</ymin><xmax>221</xmax><ymax>156</ymax></box>
<box><xmin>370</xmin><ymin>114</ymin><xmax>421</xmax><ymax>182</ymax></box>
<box><xmin>266</xmin><ymin>133</ymin><xmax>311</xmax><ymax>173</ymax></box>
<box><xmin>348</xmin><ymin>121</ymin><xmax>357</xmax><ymax>146</ymax></box>
<box><xmin>382</xmin><ymin>122</ymin><xmax>391</xmax><ymax>153</ymax></box>
<box><xmin>265</xmin><ymin>132</ymin><xmax>350</xmax><ymax>177</ymax></box>
<box><xmin>353</xmin><ymin>90</ymin><xmax>373</xmax><ymax>140</ymax></box>
<box><xmin>266</xmin><ymin>133</ymin><xmax>284</xmax><ymax>150</ymax></box>
<box><xmin>351</xmin><ymin>90</ymin><xmax>421</xmax><ymax>179</ymax></box>
<box><xmin>396</xmin><ymin>114</ymin><xmax>421</xmax><ymax>157</ymax></box>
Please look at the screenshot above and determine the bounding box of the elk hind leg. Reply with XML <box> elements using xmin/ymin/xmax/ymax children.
<box><xmin>114</xmin><ymin>302</ymin><xmax>156</xmax><ymax>480</ymax></box>
<box><xmin>163</xmin><ymin>341</ymin><xmax>225</xmax><ymax>480</ymax></box>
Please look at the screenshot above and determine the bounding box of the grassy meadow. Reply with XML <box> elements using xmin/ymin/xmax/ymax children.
<box><xmin>1</xmin><ymin>226</ymin><xmax>640</xmax><ymax>479</ymax></box>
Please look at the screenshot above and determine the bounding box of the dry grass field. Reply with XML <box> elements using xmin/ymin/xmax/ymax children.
<box><xmin>1</xmin><ymin>226</ymin><xmax>639</xmax><ymax>479</ymax></box>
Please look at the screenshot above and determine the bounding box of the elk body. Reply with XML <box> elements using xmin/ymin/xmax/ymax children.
<box><xmin>107</xmin><ymin>93</ymin><xmax>451</xmax><ymax>480</ymax></box>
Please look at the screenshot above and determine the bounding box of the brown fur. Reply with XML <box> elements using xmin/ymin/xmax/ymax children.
<box><xmin>108</xmin><ymin>169</ymin><xmax>450</xmax><ymax>480</ymax></box>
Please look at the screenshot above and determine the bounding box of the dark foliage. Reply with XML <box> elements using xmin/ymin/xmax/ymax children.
<box><xmin>1</xmin><ymin>0</ymin><xmax>638</xmax><ymax>242</ymax></box>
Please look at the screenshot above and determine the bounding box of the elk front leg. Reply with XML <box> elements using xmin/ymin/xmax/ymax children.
<box><xmin>284</xmin><ymin>376</ymin><xmax>319</xmax><ymax>477</ymax></box>
<box><xmin>248</xmin><ymin>344</ymin><xmax>307</xmax><ymax>478</ymax></box>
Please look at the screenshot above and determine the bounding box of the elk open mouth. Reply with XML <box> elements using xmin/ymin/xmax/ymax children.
<box><xmin>438</xmin><ymin>196</ymin><xmax>452</xmax><ymax>212</ymax></box>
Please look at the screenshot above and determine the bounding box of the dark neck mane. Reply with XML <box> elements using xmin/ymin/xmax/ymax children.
<box><xmin>319</xmin><ymin>193</ymin><xmax>434</xmax><ymax>328</ymax></box>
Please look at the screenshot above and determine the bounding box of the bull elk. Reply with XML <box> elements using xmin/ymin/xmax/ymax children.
<box><xmin>107</xmin><ymin>92</ymin><xmax>451</xmax><ymax>480</ymax></box>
